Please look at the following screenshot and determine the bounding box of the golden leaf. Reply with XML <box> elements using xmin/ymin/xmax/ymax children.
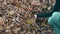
<box><xmin>26</xmin><ymin>19</ymin><xmax>32</xmax><ymax>25</ymax></box>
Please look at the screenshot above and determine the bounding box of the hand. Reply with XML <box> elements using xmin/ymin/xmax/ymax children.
<box><xmin>34</xmin><ymin>14</ymin><xmax>37</xmax><ymax>19</ymax></box>
<box><xmin>31</xmin><ymin>14</ymin><xmax>37</xmax><ymax>19</ymax></box>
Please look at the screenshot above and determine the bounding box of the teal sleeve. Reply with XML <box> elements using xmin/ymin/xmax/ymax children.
<box><xmin>48</xmin><ymin>17</ymin><xmax>54</xmax><ymax>25</ymax></box>
<box><xmin>37</xmin><ymin>11</ymin><xmax>55</xmax><ymax>18</ymax></box>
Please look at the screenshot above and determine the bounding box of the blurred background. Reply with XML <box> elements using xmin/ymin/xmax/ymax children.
<box><xmin>0</xmin><ymin>0</ymin><xmax>56</xmax><ymax>34</ymax></box>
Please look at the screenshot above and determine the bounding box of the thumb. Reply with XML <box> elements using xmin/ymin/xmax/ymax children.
<box><xmin>34</xmin><ymin>14</ymin><xmax>37</xmax><ymax>19</ymax></box>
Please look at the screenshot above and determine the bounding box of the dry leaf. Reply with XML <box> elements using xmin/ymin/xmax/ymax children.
<box><xmin>12</xmin><ymin>27</ymin><xmax>20</xmax><ymax>33</ymax></box>
<box><xmin>26</xmin><ymin>19</ymin><xmax>31</xmax><ymax>25</ymax></box>
<box><xmin>0</xmin><ymin>25</ymin><xmax>4</xmax><ymax>31</ymax></box>
<box><xmin>31</xmin><ymin>0</ymin><xmax>40</xmax><ymax>6</ymax></box>
<box><xmin>0</xmin><ymin>17</ymin><xmax>4</xmax><ymax>24</ymax></box>
<box><xmin>8</xmin><ymin>10</ymin><xmax>14</xmax><ymax>15</ymax></box>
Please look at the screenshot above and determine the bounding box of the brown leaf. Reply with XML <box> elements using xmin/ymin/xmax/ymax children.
<box><xmin>0</xmin><ymin>17</ymin><xmax>4</xmax><ymax>24</ymax></box>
